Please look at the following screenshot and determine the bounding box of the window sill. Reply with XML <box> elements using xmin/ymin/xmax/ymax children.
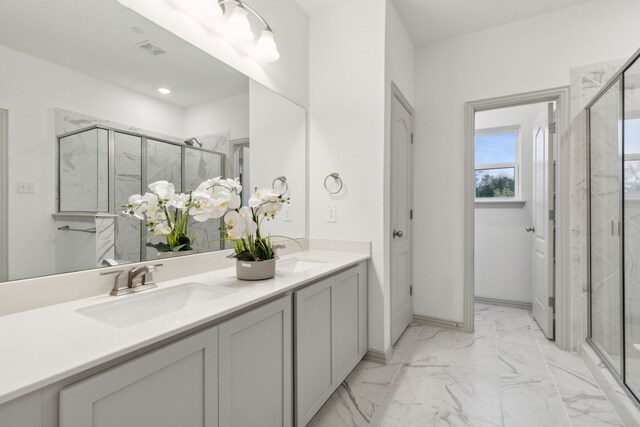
<box><xmin>475</xmin><ymin>200</ymin><xmax>526</xmax><ymax>208</ymax></box>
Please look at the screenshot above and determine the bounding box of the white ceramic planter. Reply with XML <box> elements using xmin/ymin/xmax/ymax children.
<box><xmin>236</xmin><ymin>258</ymin><xmax>276</xmax><ymax>281</ymax></box>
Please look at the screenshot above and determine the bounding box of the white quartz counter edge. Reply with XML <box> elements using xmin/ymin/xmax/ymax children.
<box><xmin>0</xmin><ymin>250</ymin><xmax>369</xmax><ymax>405</ymax></box>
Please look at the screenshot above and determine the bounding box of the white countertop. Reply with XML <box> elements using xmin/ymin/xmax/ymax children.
<box><xmin>0</xmin><ymin>250</ymin><xmax>369</xmax><ymax>405</ymax></box>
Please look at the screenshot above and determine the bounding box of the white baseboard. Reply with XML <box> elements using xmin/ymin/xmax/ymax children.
<box><xmin>474</xmin><ymin>296</ymin><xmax>533</xmax><ymax>311</ymax></box>
<box><xmin>413</xmin><ymin>314</ymin><xmax>464</xmax><ymax>331</ymax></box>
<box><xmin>364</xmin><ymin>346</ymin><xmax>392</xmax><ymax>365</ymax></box>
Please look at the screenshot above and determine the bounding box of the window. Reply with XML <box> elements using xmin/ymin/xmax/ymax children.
<box><xmin>474</xmin><ymin>127</ymin><xmax>519</xmax><ymax>199</ymax></box>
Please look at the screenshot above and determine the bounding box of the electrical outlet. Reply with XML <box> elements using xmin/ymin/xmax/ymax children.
<box><xmin>327</xmin><ymin>205</ymin><xmax>337</xmax><ymax>223</ymax></box>
<box><xmin>284</xmin><ymin>206</ymin><xmax>292</xmax><ymax>222</ymax></box>
<box><xmin>17</xmin><ymin>181</ymin><xmax>34</xmax><ymax>193</ymax></box>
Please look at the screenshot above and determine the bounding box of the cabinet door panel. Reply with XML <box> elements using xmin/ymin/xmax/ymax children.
<box><xmin>0</xmin><ymin>390</ymin><xmax>42</xmax><ymax>427</ymax></box>
<box><xmin>334</xmin><ymin>267</ymin><xmax>362</xmax><ymax>383</ymax></box>
<box><xmin>358</xmin><ymin>262</ymin><xmax>368</xmax><ymax>356</ymax></box>
<box><xmin>219</xmin><ymin>295</ymin><xmax>292</xmax><ymax>427</ymax></box>
<box><xmin>295</xmin><ymin>277</ymin><xmax>334</xmax><ymax>426</ymax></box>
<box><xmin>60</xmin><ymin>327</ymin><xmax>218</xmax><ymax>427</ymax></box>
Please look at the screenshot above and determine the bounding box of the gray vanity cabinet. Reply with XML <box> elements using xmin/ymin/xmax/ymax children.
<box><xmin>294</xmin><ymin>263</ymin><xmax>368</xmax><ymax>426</ymax></box>
<box><xmin>59</xmin><ymin>326</ymin><xmax>219</xmax><ymax>427</ymax></box>
<box><xmin>218</xmin><ymin>295</ymin><xmax>292</xmax><ymax>427</ymax></box>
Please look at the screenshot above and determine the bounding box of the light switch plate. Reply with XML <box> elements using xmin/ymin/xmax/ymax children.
<box><xmin>327</xmin><ymin>205</ymin><xmax>337</xmax><ymax>223</ymax></box>
<box><xmin>284</xmin><ymin>206</ymin><xmax>292</xmax><ymax>222</ymax></box>
<box><xmin>17</xmin><ymin>181</ymin><xmax>34</xmax><ymax>193</ymax></box>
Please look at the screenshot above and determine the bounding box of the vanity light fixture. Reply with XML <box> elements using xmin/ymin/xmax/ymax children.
<box><xmin>157</xmin><ymin>87</ymin><xmax>171</xmax><ymax>95</ymax></box>
<box><xmin>218</xmin><ymin>0</ymin><xmax>280</xmax><ymax>62</ymax></box>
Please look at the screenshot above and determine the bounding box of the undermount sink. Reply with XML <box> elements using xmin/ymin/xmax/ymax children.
<box><xmin>277</xmin><ymin>257</ymin><xmax>327</xmax><ymax>274</ymax></box>
<box><xmin>76</xmin><ymin>283</ymin><xmax>234</xmax><ymax>328</ymax></box>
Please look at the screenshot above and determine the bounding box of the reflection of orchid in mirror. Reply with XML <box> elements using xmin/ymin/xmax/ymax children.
<box><xmin>123</xmin><ymin>180</ymin><xmax>197</xmax><ymax>253</ymax></box>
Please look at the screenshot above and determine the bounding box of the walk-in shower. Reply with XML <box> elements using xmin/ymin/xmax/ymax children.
<box><xmin>57</xmin><ymin>125</ymin><xmax>226</xmax><ymax>264</ymax></box>
<box><xmin>587</xmin><ymin>48</ymin><xmax>640</xmax><ymax>402</ymax></box>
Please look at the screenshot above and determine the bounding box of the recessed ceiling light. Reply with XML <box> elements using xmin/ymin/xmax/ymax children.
<box><xmin>158</xmin><ymin>88</ymin><xmax>171</xmax><ymax>95</ymax></box>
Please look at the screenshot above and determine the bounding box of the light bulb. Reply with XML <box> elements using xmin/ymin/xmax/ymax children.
<box><xmin>227</xmin><ymin>5</ymin><xmax>254</xmax><ymax>41</ymax></box>
<box><xmin>255</xmin><ymin>29</ymin><xmax>280</xmax><ymax>62</ymax></box>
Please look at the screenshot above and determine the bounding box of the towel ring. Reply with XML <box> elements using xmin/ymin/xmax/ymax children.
<box><xmin>324</xmin><ymin>173</ymin><xmax>343</xmax><ymax>194</ymax></box>
<box><xmin>272</xmin><ymin>176</ymin><xmax>289</xmax><ymax>194</ymax></box>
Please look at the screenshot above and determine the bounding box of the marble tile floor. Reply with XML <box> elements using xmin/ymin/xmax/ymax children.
<box><xmin>308</xmin><ymin>303</ymin><xmax>625</xmax><ymax>427</ymax></box>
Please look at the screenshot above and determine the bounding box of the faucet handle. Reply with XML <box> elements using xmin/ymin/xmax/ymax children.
<box><xmin>101</xmin><ymin>268</ymin><xmax>132</xmax><ymax>296</ymax></box>
<box><xmin>147</xmin><ymin>263</ymin><xmax>163</xmax><ymax>272</ymax></box>
<box><xmin>141</xmin><ymin>263</ymin><xmax>163</xmax><ymax>286</ymax></box>
<box><xmin>100</xmin><ymin>268</ymin><xmax>129</xmax><ymax>277</ymax></box>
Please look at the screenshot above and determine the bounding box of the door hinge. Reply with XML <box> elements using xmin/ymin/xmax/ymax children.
<box><xmin>548</xmin><ymin>209</ymin><xmax>555</xmax><ymax>221</ymax></box>
<box><xmin>549</xmin><ymin>297</ymin><xmax>555</xmax><ymax>308</ymax></box>
<box><xmin>410</xmin><ymin>209</ymin><xmax>413</xmax><ymax>220</ymax></box>
<box><xmin>410</xmin><ymin>285</ymin><xmax>413</xmax><ymax>296</ymax></box>
<box><xmin>411</xmin><ymin>133</ymin><xmax>414</xmax><ymax>144</ymax></box>
<box><xmin>550</xmin><ymin>121</ymin><xmax>557</xmax><ymax>134</ymax></box>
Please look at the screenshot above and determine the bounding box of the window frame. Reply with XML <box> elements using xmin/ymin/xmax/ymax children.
<box><xmin>474</xmin><ymin>125</ymin><xmax>521</xmax><ymax>202</ymax></box>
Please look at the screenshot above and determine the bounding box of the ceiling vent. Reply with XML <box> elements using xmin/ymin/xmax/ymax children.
<box><xmin>136</xmin><ymin>40</ymin><xmax>167</xmax><ymax>57</ymax></box>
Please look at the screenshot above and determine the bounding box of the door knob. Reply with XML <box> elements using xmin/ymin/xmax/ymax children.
<box><xmin>525</xmin><ymin>226</ymin><xmax>535</xmax><ymax>233</ymax></box>
<box><xmin>393</xmin><ymin>230</ymin><xmax>404</xmax><ymax>238</ymax></box>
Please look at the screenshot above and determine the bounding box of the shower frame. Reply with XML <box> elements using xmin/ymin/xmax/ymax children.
<box><xmin>585</xmin><ymin>46</ymin><xmax>640</xmax><ymax>406</ymax></box>
<box><xmin>56</xmin><ymin>125</ymin><xmax>227</xmax><ymax>260</ymax></box>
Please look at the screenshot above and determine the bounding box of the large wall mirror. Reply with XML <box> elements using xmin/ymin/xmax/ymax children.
<box><xmin>0</xmin><ymin>0</ymin><xmax>307</xmax><ymax>282</ymax></box>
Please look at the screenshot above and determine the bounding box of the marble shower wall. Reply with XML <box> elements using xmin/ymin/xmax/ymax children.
<box><xmin>569</xmin><ymin>59</ymin><xmax>625</xmax><ymax>352</ymax></box>
<box><xmin>58</xmin><ymin>128</ymin><xmax>109</xmax><ymax>212</ymax></box>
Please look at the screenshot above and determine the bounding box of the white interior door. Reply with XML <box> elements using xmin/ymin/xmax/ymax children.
<box><xmin>532</xmin><ymin>103</ymin><xmax>556</xmax><ymax>339</ymax></box>
<box><xmin>391</xmin><ymin>90</ymin><xmax>413</xmax><ymax>345</ymax></box>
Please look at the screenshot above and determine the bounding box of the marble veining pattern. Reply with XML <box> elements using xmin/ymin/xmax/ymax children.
<box><xmin>309</xmin><ymin>304</ymin><xmax>624</xmax><ymax>427</ymax></box>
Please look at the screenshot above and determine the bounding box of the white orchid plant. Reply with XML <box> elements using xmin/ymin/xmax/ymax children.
<box><xmin>190</xmin><ymin>178</ymin><xmax>289</xmax><ymax>261</ymax></box>
<box><xmin>124</xmin><ymin>181</ymin><xmax>196</xmax><ymax>253</ymax></box>
<box><xmin>124</xmin><ymin>177</ymin><xmax>289</xmax><ymax>260</ymax></box>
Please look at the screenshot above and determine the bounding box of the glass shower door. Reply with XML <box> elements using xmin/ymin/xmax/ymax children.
<box><xmin>624</xmin><ymin>60</ymin><xmax>640</xmax><ymax>397</ymax></box>
<box><xmin>590</xmin><ymin>78</ymin><xmax>623</xmax><ymax>373</ymax></box>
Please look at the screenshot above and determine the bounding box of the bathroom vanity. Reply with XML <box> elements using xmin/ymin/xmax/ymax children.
<box><xmin>0</xmin><ymin>250</ymin><xmax>369</xmax><ymax>427</ymax></box>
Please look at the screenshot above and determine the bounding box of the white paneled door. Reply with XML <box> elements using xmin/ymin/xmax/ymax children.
<box><xmin>532</xmin><ymin>103</ymin><xmax>556</xmax><ymax>339</ymax></box>
<box><xmin>390</xmin><ymin>87</ymin><xmax>414</xmax><ymax>345</ymax></box>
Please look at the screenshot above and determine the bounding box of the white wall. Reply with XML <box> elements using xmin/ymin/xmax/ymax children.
<box><xmin>184</xmin><ymin>93</ymin><xmax>249</xmax><ymax>140</ymax></box>
<box><xmin>474</xmin><ymin>103</ymin><xmax>546</xmax><ymax>303</ymax></box>
<box><xmin>308</xmin><ymin>0</ymin><xmax>387</xmax><ymax>352</ymax></box>
<box><xmin>249</xmin><ymin>80</ymin><xmax>306</xmax><ymax>238</ymax></box>
<box><xmin>0</xmin><ymin>44</ymin><xmax>184</xmax><ymax>280</ymax></box>
<box><xmin>117</xmin><ymin>0</ymin><xmax>310</xmax><ymax>108</ymax></box>
<box><xmin>413</xmin><ymin>0</ymin><xmax>640</xmax><ymax>322</ymax></box>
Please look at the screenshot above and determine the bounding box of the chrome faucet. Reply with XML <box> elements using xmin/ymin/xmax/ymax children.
<box><xmin>101</xmin><ymin>264</ymin><xmax>162</xmax><ymax>296</ymax></box>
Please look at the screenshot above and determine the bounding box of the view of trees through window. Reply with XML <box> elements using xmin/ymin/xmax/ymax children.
<box><xmin>474</xmin><ymin>128</ymin><xmax>518</xmax><ymax>199</ymax></box>
<box><xmin>475</xmin><ymin>168</ymin><xmax>515</xmax><ymax>198</ymax></box>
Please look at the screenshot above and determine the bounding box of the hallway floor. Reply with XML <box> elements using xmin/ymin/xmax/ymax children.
<box><xmin>308</xmin><ymin>303</ymin><xmax>624</xmax><ymax>426</ymax></box>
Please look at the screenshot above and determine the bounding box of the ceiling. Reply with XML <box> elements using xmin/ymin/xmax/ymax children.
<box><xmin>295</xmin><ymin>0</ymin><xmax>595</xmax><ymax>46</ymax></box>
<box><xmin>293</xmin><ymin>0</ymin><xmax>347</xmax><ymax>16</ymax></box>
<box><xmin>0</xmin><ymin>0</ymin><xmax>248</xmax><ymax>108</ymax></box>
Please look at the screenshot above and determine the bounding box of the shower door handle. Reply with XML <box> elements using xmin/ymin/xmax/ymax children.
<box><xmin>611</xmin><ymin>220</ymin><xmax>621</xmax><ymax>236</ymax></box>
